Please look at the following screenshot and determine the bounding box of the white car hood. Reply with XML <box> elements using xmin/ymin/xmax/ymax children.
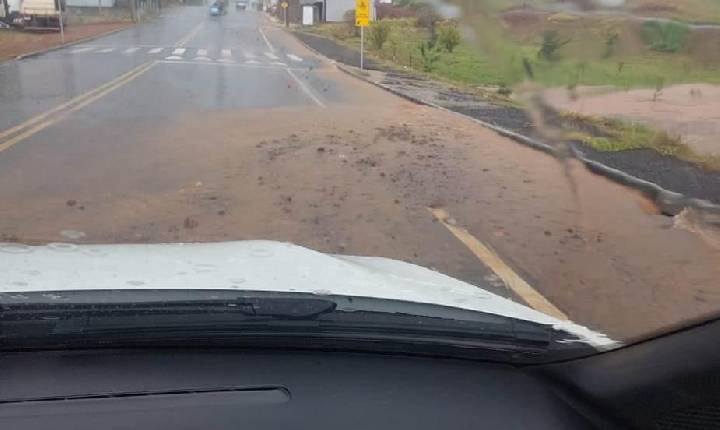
<box><xmin>0</xmin><ymin>240</ymin><xmax>617</xmax><ymax>350</ymax></box>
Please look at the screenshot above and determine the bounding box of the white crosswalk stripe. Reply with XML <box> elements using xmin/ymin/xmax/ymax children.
<box><xmin>66</xmin><ymin>44</ymin><xmax>306</xmax><ymax>67</ymax></box>
<box><xmin>194</xmin><ymin>48</ymin><xmax>211</xmax><ymax>61</ymax></box>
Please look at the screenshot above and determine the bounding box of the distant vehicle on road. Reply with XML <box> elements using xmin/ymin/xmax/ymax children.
<box><xmin>210</xmin><ymin>0</ymin><xmax>227</xmax><ymax>16</ymax></box>
<box><xmin>15</xmin><ymin>0</ymin><xmax>65</xmax><ymax>30</ymax></box>
<box><xmin>236</xmin><ymin>0</ymin><xmax>247</xmax><ymax>10</ymax></box>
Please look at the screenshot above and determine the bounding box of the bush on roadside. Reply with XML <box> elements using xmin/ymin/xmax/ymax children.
<box><xmin>538</xmin><ymin>30</ymin><xmax>570</xmax><ymax>61</ymax></box>
<box><xmin>641</xmin><ymin>21</ymin><xmax>690</xmax><ymax>53</ymax></box>
<box><xmin>603</xmin><ymin>26</ymin><xmax>620</xmax><ymax>58</ymax></box>
<box><xmin>438</xmin><ymin>24</ymin><xmax>460</xmax><ymax>52</ymax></box>
<box><xmin>418</xmin><ymin>40</ymin><xmax>441</xmax><ymax>71</ymax></box>
<box><xmin>369</xmin><ymin>20</ymin><xmax>391</xmax><ymax>50</ymax></box>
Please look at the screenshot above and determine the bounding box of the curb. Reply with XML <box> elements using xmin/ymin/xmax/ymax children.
<box><xmin>12</xmin><ymin>24</ymin><xmax>133</xmax><ymax>62</ymax></box>
<box><xmin>333</xmin><ymin>63</ymin><xmax>720</xmax><ymax>216</ymax></box>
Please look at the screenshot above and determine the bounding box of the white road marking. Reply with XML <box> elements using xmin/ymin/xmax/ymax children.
<box><xmin>243</xmin><ymin>51</ymin><xmax>256</xmax><ymax>59</ymax></box>
<box><xmin>97</xmin><ymin>48</ymin><xmax>115</xmax><ymax>53</ymax></box>
<box><xmin>286</xmin><ymin>69</ymin><xmax>325</xmax><ymax>108</ymax></box>
<box><xmin>148</xmin><ymin>47</ymin><xmax>164</xmax><ymax>54</ymax></box>
<box><xmin>258</xmin><ymin>26</ymin><xmax>274</xmax><ymax>52</ymax></box>
<box><xmin>123</xmin><ymin>47</ymin><xmax>140</xmax><ymax>54</ymax></box>
<box><xmin>165</xmin><ymin>55</ymin><xmax>184</xmax><ymax>60</ymax></box>
<box><xmin>70</xmin><ymin>47</ymin><xmax>93</xmax><ymax>53</ymax></box>
<box><xmin>196</xmin><ymin>48</ymin><xmax>208</xmax><ymax>56</ymax></box>
<box><xmin>287</xmin><ymin>54</ymin><xmax>303</xmax><ymax>62</ymax></box>
<box><xmin>264</xmin><ymin>52</ymin><xmax>279</xmax><ymax>60</ymax></box>
<box><xmin>158</xmin><ymin>59</ymin><xmax>306</xmax><ymax>70</ymax></box>
<box><xmin>271</xmin><ymin>61</ymin><xmax>287</xmax><ymax>66</ymax></box>
<box><xmin>172</xmin><ymin>48</ymin><xmax>186</xmax><ymax>55</ymax></box>
<box><xmin>218</xmin><ymin>49</ymin><xmax>233</xmax><ymax>63</ymax></box>
<box><xmin>245</xmin><ymin>59</ymin><xmax>260</xmax><ymax>65</ymax></box>
<box><xmin>194</xmin><ymin>56</ymin><xmax>212</xmax><ymax>61</ymax></box>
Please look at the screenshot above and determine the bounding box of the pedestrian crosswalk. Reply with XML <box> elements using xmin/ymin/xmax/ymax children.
<box><xmin>68</xmin><ymin>45</ymin><xmax>308</xmax><ymax>66</ymax></box>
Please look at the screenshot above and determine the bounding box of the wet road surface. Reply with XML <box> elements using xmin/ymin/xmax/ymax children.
<box><xmin>0</xmin><ymin>6</ymin><xmax>719</xmax><ymax>341</ymax></box>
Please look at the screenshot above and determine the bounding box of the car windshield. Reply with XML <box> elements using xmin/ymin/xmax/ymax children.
<box><xmin>0</xmin><ymin>0</ymin><xmax>718</xmax><ymax>360</ymax></box>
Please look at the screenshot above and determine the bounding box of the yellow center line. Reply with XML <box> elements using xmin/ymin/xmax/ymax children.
<box><xmin>0</xmin><ymin>62</ymin><xmax>155</xmax><ymax>143</ymax></box>
<box><xmin>428</xmin><ymin>207</ymin><xmax>568</xmax><ymax>320</ymax></box>
<box><xmin>175</xmin><ymin>21</ymin><xmax>204</xmax><ymax>47</ymax></box>
<box><xmin>0</xmin><ymin>62</ymin><xmax>156</xmax><ymax>153</ymax></box>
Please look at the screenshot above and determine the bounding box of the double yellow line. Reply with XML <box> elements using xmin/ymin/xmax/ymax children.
<box><xmin>0</xmin><ymin>61</ymin><xmax>156</xmax><ymax>153</ymax></box>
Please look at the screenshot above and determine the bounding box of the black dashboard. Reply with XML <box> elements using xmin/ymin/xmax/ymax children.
<box><xmin>3</xmin><ymin>317</ymin><xmax>720</xmax><ymax>430</ymax></box>
<box><xmin>0</xmin><ymin>349</ymin><xmax>603</xmax><ymax>430</ymax></box>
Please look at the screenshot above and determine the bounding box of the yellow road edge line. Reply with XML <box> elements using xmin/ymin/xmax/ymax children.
<box><xmin>428</xmin><ymin>207</ymin><xmax>568</xmax><ymax>321</ymax></box>
<box><xmin>0</xmin><ymin>62</ymin><xmax>156</xmax><ymax>143</ymax></box>
<box><xmin>0</xmin><ymin>62</ymin><xmax>156</xmax><ymax>153</ymax></box>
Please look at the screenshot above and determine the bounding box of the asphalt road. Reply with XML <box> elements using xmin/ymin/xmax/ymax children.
<box><xmin>0</xmin><ymin>6</ymin><xmax>719</xmax><ymax>342</ymax></box>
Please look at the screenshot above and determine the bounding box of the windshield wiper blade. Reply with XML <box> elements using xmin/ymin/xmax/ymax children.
<box><xmin>0</xmin><ymin>297</ymin><xmax>337</xmax><ymax>320</ymax></box>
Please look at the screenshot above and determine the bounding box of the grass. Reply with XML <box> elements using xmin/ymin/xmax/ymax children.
<box><xmin>304</xmin><ymin>19</ymin><xmax>720</xmax><ymax>89</ymax></box>
<box><xmin>300</xmin><ymin>15</ymin><xmax>720</xmax><ymax>169</ymax></box>
<box><xmin>561</xmin><ymin>113</ymin><xmax>720</xmax><ymax>171</ymax></box>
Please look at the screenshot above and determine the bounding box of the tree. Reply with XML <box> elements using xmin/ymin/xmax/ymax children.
<box><xmin>438</xmin><ymin>24</ymin><xmax>460</xmax><ymax>52</ymax></box>
<box><xmin>369</xmin><ymin>20</ymin><xmax>391</xmax><ymax>50</ymax></box>
<box><xmin>419</xmin><ymin>40</ymin><xmax>441</xmax><ymax>71</ymax></box>
<box><xmin>415</xmin><ymin>5</ymin><xmax>442</xmax><ymax>42</ymax></box>
<box><xmin>538</xmin><ymin>30</ymin><xmax>570</xmax><ymax>61</ymax></box>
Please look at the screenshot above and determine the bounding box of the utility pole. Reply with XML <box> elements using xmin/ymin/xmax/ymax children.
<box><xmin>58</xmin><ymin>0</ymin><xmax>65</xmax><ymax>43</ymax></box>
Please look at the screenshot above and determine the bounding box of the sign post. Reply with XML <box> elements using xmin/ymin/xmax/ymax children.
<box><xmin>281</xmin><ymin>1</ymin><xmax>288</xmax><ymax>27</ymax></box>
<box><xmin>355</xmin><ymin>0</ymin><xmax>369</xmax><ymax>71</ymax></box>
<box><xmin>57</xmin><ymin>1</ymin><xmax>65</xmax><ymax>43</ymax></box>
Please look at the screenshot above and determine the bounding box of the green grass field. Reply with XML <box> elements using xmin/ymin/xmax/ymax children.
<box><xmin>304</xmin><ymin>18</ymin><xmax>720</xmax><ymax>89</ymax></box>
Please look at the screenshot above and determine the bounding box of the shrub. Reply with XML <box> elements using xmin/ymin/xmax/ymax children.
<box><xmin>438</xmin><ymin>24</ymin><xmax>460</xmax><ymax>52</ymax></box>
<box><xmin>369</xmin><ymin>20</ymin><xmax>391</xmax><ymax>50</ymax></box>
<box><xmin>418</xmin><ymin>40</ymin><xmax>441</xmax><ymax>71</ymax></box>
<box><xmin>641</xmin><ymin>21</ymin><xmax>690</xmax><ymax>53</ymax></box>
<box><xmin>538</xmin><ymin>30</ymin><xmax>570</xmax><ymax>61</ymax></box>
<box><xmin>603</xmin><ymin>26</ymin><xmax>620</xmax><ymax>58</ymax></box>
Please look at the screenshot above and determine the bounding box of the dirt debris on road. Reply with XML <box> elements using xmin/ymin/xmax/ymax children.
<box><xmin>0</xmin><ymin>85</ymin><xmax>718</xmax><ymax>341</ymax></box>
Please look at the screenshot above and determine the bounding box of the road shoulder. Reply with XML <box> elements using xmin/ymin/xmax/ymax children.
<box><xmin>287</xmin><ymin>26</ymin><xmax>720</xmax><ymax>216</ymax></box>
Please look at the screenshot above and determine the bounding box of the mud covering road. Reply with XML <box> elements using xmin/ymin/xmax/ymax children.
<box><xmin>0</xmin><ymin>7</ymin><xmax>718</xmax><ymax>342</ymax></box>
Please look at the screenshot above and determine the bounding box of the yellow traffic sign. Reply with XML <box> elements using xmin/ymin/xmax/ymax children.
<box><xmin>281</xmin><ymin>1</ymin><xmax>288</xmax><ymax>8</ymax></box>
<box><xmin>355</xmin><ymin>0</ymin><xmax>369</xmax><ymax>27</ymax></box>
